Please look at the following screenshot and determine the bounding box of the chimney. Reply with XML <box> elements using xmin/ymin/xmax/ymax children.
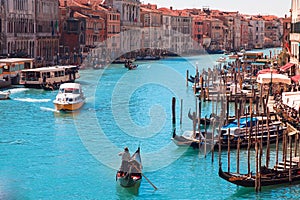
<box><xmin>64</xmin><ymin>0</ymin><xmax>67</xmax><ymax>7</ymax></box>
<box><xmin>170</xmin><ymin>6</ymin><xmax>173</xmax><ymax>10</ymax></box>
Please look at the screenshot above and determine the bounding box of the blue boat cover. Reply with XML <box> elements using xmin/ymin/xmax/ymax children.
<box><xmin>222</xmin><ymin>117</ymin><xmax>258</xmax><ymax>129</ymax></box>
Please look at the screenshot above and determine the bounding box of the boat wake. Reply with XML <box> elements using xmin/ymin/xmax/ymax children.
<box><xmin>40</xmin><ymin>107</ymin><xmax>59</xmax><ymax>113</ymax></box>
<box><xmin>7</xmin><ymin>88</ymin><xmax>29</xmax><ymax>94</ymax></box>
<box><xmin>0</xmin><ymin>139</ymin><xmax>27</xmax><ymax>145</ymax></box>
<box><xmin>14</xmin><ymin>98</ymin><xmax>51</xmax><ymax>103</ymax></box>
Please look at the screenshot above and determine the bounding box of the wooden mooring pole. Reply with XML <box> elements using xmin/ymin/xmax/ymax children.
<box><xmin>172</xmin><ymin>97</ymin><xmax>176</xmax><ymax>130</ymax></box>
<box><xmin>186</xmin><ymin>70</ymin><xmax>189</xmax><ymax>87</ymax></box>
<box><xmin>227</xmin><ymin>128</ymin><xmax>231</xmax><ymax>173</ymax></box>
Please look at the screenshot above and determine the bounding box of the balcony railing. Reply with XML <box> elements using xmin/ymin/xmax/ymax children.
<box><xmin>290</xmin><ymin>33</ymin><xmax>300</xmax><ymax>41</ymax></box>
<box><xmin>121</xmin><ymin>21</ymin><xmax>142</xmax><ymax>27</ymax></box>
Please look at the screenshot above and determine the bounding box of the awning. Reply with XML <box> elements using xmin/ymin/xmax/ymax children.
<box><xmin>257</xmin><ymin>73</ymin><xmax>291</xmax><ymax>85</ymax></box>
<box><xmin>291</xmin><ymin>75</ymin><xmax>300</xmax><ymax>83</ymax></box>
<box><xmin>280</xmin><ymin>63</ymin><xmax>295</xmax><ymax>72</ymax></box>
<box><xmin>257</xmin><ymin>68</ymin><xmax>278</xmax><ymax>75</ymax></box>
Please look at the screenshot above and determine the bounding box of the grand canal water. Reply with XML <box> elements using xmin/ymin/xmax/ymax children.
<box><xmin>1</xmin><ymin>48</ymin><xmax>300</xmax><ymax>199</ymax></box>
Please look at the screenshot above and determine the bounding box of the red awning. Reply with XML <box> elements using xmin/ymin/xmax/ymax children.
<box><xmin>257</xmin><ymin>68</ymin><xmax>278</xmax><ymax>75</ymax></box>
<box><xmin>280</xmin><ymin>63</ymin><xmax>295</xmax><ymax>72</ymax></box>
<box><xmin>291</xmin><ymin>75</ymin><xmax>300</xmax><ymax>83</ymax></box>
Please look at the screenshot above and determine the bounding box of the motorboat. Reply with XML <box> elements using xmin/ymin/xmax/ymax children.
<box><xmin>0</xmin><ymin>90</ymin><xmax>10</xmax><ymax>100</ymax></box>
<box><xmin>53</xmin><ymin>83</ymin><xmax>85</xmax><ymax>111</ymax></box>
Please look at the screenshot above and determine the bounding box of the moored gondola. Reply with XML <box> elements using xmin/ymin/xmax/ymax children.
<box><xmin>116</xmin><ymin>147</ymin><xmax>142</xmax><ymax>188</ymax></box>
<box><xmin>218</xmin><ymin>163</ymin><xmax>300</xmax><ymax>187</ymax></box>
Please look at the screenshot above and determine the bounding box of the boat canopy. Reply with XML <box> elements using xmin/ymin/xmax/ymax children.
<box><xmin>59</xmin><ymin>83</ymin><xmax>81</xmax><ymax>89</ymax></box>
<box><xmin>256</xmin><ymin>73</ymin><xmax>291</xmax><ymax>85</ymax></box>
<box><xmin>222</xmin><ymin>117</ymin><xmax>258</xmax><ymax>129</ymax></box>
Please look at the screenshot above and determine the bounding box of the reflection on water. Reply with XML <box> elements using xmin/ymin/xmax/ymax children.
<box><xmin>53</xmin><ymin>109</ymin><xmax>81</xmax><ymax>118</ymax></box>
<box><xmin>115</xmin><ymin>183</ymin><xmax>140</xmax><ymax>197</ymax></box>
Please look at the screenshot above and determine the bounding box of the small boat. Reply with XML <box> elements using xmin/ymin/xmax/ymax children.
<box><xmin>124</xmin><ymin>60</ymin><xmax>138</xmax><ymax>70</ymax></box>
<box><xmin>206</xmin><ymin>49</ymin><xmax>225</xmax><ymax>54</ymax></box>
<box><xmin>116</xmin><ymin>147</ymin><xmax>142</xmax><ymax>188</ymax></box>
<box><xmin>135</xmin><ymin>55</ymin><xmax>160</xmax><ymax>61</ymax></box>
<box><xmin>219</xmin><ymin>161</ymin><xmax>300</xmax><ymax>187</ymax></box>
<box><xmin>128</xmin><ymin>64</ymin><xmax>138</xmax><ymax>70</ymax></box>
<box><xmin>113</xmin><ymin>58</ymin><xmax>135</xmax><ymax>64</ymax></box>
<box><xmin>53</xmin><ymin>83</ymin><xmax>85</xmax><ymax>111</ymax></box>
<box><xmin>172</xmin><ymin>129</ymin><xmax>216</xmax><ymax>149</ymax></box>
<box><xmin>216</xmin><ymin>56</ymin><xmax>227</xmax><ymax>63</ymax></box>
<box><xmin>228</xmin><ymin>54</ymin><xmax>239</xmax><ymax>59</ymax></box>
<box><xmin>0</xmin><ymin>90</ymin><xmax>10</xmax><ymax>100</ymax></box>
<box><xmin>216</xmin><ymin>120</ymin><xmax>286</xmax><ymax>150</ymax></box>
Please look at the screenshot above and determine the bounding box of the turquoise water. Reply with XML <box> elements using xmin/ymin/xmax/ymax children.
<box><xmin>2</xmin><ymin>50</ymin><xmax>300</xmax><ymax>199</ymax></box>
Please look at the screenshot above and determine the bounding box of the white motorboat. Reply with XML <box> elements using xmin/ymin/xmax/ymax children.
<box><xmin>53</xmin><ymin>83</ymin><xmax>85</xmax><ymax>111</ymax></box>
<box><xmin>0</xmin><ymin>90</ymin><xmax>11</xmax><ymax>100</ymax></box>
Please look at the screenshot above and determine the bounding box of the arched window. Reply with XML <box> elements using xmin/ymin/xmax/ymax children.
<box><xmin>79</xmin><ymin>34</ymin><xmax>85</xmax><ymax>44</ymax></box>
<box><xmin>80</xmin><ymin>22</ymin><xmax>84</xmax><ymax>31</ymax></box>
<box><xmin>63</xmin><ymin>22</ymin><xmax>67</xmax><ymax>31</ymax></box>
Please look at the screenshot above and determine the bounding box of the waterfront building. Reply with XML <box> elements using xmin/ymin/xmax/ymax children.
<box><xmin>240</xmin><ymin>18</ymin><xmax>249</xmax><ymax>50</ymax></box>
<box><xmin>36</xmin><ymin>0</ymin><xmax>60</xmax><ymax>67</ymax></box>
<box><xmin>105</xmin><ymin>0</ymin><xmax>142</xmax><ymax>55</ymax></box>
<box><xmin>262</xmin><ymin>15</ymin><xmax>283</xmax><ymax>48</ymax></box>
<box><xmin>0</xmin><ymin>0</ymin><xmax>35</xmax><ymax>58</ymax></box>
<box><xmin>0</xmin><ymin>0</ymin><xmax>59</xmax><ymax>67</ymax></box>
<box><xmin>58</xmin><ymin>0</ymin><xmax>107</xmax><ymax>65</ymax></box>
<box><xmin>282</xmin><ymin>15</ymin><xmax>291</xmax><ymax>54</ymax></box>
<box><xmin>214</xmin><ymin>11</ymin><xmax>241</xmax><ymax>51</ymax></box>
<box><xmin>140</xmin><ymin>4</ymin><xmax>163</xmax><ymax>50</ymax></box>
<box><xmin>103</xmin><ymin>5</ymin><xmax>121</xmax><ymax>58</ymax></box>
<box><xmin>208</xmin><ymin>17</ymin><xmax>224</xmax><ymax>51</ymax></box>
<box><xmin>159</xmin><ymin>7</ymin><xmax>193</xmax><ymax>55</ymax></box>
<box><xmin>191</xmin><ymin>14</ymin><xmax>204</xmax><ymax>50</ymax></box>
<box><xmin>290</xmin><ymin>0</ymin><xmax>300</xmax><ymax>71</ymax></box>
<box><xmin>248</xmin><ymin>16</ymin><xmax>265</xmax><ymax>49</ymax></box>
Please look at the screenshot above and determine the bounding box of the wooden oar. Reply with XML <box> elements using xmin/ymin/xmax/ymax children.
<box><xmin>131</xmin><ymin>164</ymin><xmax>158</xmax><ymax>190</ymax></box>
<box><xmin>141</xmin><ymin>173</ymin><xmax>158</xmax><ymax>190</ymax></box>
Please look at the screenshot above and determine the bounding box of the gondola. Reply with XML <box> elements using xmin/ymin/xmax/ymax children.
<box><xmin>218</xmin><ymin>164</ymin><xmax>300</xmax><ymax>187</ymax></box>
<box><xmin>116</xmin><ymin>147</ymin><xmax>142</xmax><ymax>188</ymax></box>
<box><xmin>128</xmin><ymin>64</ymin><xmax>138</xmax><ymax>70</ymax></box>
<box><xmin>188</xmin><ymin>109</ymin><xmax>220</xmax><ymax>126</ymax></box>
<box><xmin>171</xmin><ymin>129</ymin><xmax>216</xmax><ymax>149</ymax></box>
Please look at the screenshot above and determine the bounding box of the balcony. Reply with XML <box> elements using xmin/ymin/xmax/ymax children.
<box><xmin>121</xmin><ymin>21</ymin><xmax>142</xmax><ymax>27</ymax></box>
<box><xmin>290</xmin><ymin>33</ymin><xmax>300</xmax><ymax>41</ymax></box>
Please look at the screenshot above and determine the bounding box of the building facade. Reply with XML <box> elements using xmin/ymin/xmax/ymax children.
<box><xmin>248</xmin><ymin>17</ymin><xmax>265</xmax><ymax>49</ymax></box>
<box><xmin>290</xmin><ymin>0</ymin><xmax>300</xmax><ymax>67</ymax></box>
<box><xmin>0</xmin><ymin>0</ymin><xmax>36</xmax><ymax>58</ymax></box>
<box><xmin>0</xmin><ymin>0</ymin><xmax>59</xmax><ymax>66</ymax></box>
<box><xmin>36</xmin><ymin>0</ymin><xmax>60</xmax><ymax>66</ymax></box>
<box><xmin>106</xmin><ymin>0</ymin><xmax>142</xmax><ymax>54</ymax></box>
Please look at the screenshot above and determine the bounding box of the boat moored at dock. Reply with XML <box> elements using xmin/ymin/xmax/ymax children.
<box><xmin>19</xmin><ymin>65</ymin><xmax>80</xmax><ymax>89</ymax></box>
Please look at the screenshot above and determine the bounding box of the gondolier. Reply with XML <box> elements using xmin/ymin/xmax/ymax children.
<box><xmin>118</xmin><ymin>147</ymin><xmax>130</xmax><ymax>173</ymax></box>
<box><xmin>116</xmin><ymin>147</ymin><xmax>143</xmax><ymax>189</ymax></box>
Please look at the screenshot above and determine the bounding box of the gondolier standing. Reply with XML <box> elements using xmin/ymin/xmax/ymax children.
<box><xmin>118</xmin><ymin>147</ymin><xmax>131</xmax><ymax>173</ymax></box>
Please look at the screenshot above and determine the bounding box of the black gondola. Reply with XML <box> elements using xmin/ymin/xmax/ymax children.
<box><xmin>218</xmin><ymin>164</ymin><xmax>300</xmax><ymax>187</ymax></box>
<box><xmin>116</xmin><ymin>147</ymin><xmax>142</xmax><ymax>188</ymax></box>
<box><xmin>215</xmin><ymin>123</ymin><xmax>286</xmax><ymax>150</ymax></box>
